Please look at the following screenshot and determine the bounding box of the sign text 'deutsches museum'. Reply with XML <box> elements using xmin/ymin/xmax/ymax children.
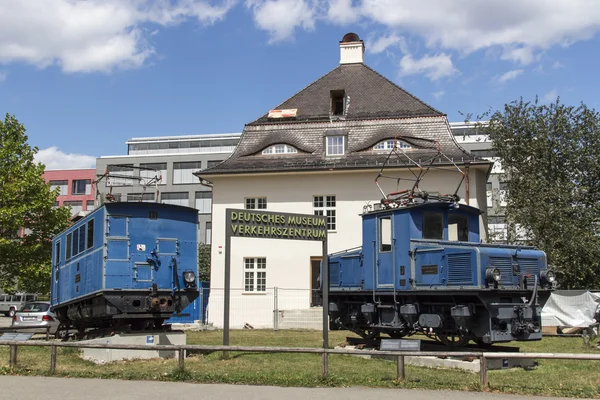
<box><xmin>226</xmin><ymin>209</ymin><xmax>327</xmax><ymax>241</ymax></box>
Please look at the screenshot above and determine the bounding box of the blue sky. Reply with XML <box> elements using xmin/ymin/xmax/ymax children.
<box><xmin>1</xmin><ymin>0</ymin><xmax>599</xmax><ymax>169</ymax></box>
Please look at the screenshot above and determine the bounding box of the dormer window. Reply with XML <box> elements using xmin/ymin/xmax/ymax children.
<box><xmin>331</xmin><ymin>90</ymin><xmax>346</xmax><ymax>116</ymax></box>
<box><xmin>373</xmin><ymin>139</ymin><xmax>411</xmax><ymax>151</ymax></box>
<box><xmin>262</xmin><ymin>144</ymin><xmax>298</xmax><ymax>155</ymax></box>
<box><xmin>326</xmin><ymin>135</ymin><xmax>345</xmax><ymax>156</ymax></box>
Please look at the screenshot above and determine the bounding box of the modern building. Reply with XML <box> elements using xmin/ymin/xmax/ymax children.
<box><xmin>43</xmin><ymin>169</ymin><xmax>97</xmax><ymax>216</ymax></box>
<box><xmin>197</xmin><ymin>33</ymin><xmax>493</xmax><ymax>329</ymax></box>
<box><xmin>95</xmin><ymin>133</ymin><xmax>241</xmax><ymax>244</ymax></box>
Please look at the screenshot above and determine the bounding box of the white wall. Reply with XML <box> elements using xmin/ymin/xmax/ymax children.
<box><xmin>207</xmin><ymin>166</ymin><xmax>487</xmax><ymax>328</ymax></box>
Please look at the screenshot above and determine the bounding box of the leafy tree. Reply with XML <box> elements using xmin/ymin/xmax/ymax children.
<box><xmin>0</xmin><ymin>113</ymin><xmax>71</xmax><ymax>294</ymax></box>
<box><xmin>198</xmin><ymin>243</ymin><xmax>211</xmax><ymax>282</ymax></box>
<box><xmin>482</xmin><ymin>97</ymin><xmax>600</xmax><ymax>289</ymax></box>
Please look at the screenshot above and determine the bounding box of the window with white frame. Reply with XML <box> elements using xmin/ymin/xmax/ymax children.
<box><xmin>173</xmin><ymin>162</ymin><xmax>201</xmax><ymax>184</ymax></box>
<box><xmin>262</xmin><ymin>144</ymin><xmax>298</xmax><ymax>154</ymax></box>
<box><xmin>140</xmin><ymin>163</ymin><xmax>167</xmax><ymax>185</ymax></box>
<box><xmin>86</xmin><ymin>200</ymin><xmax>96</xmax><ymax>211</ymax></box>
<box><xmin>313</xmin><ymin>195</ymin><xmax>336</xmax><ymax>231</ymax></box>
<box><xmin>373</xmin><ymin>139</ymin><xmax>411</xmax><ymax>150</ymax></box>
<box><xmin>63</xmin><ymin>200</ymin><xmax>83</xmax><ymax>215</ymax></box>
<box><xmin>72</xmin><ymin>179</ymin><xmax>91</xmax><ymax>195</ymax></box>
<box><xmin>195</xmin><ymin>191</ymin><xmax>212</xmax><ymax>214</ymax></box>
<box><xmin>245</xmin><ymin>197</ymin><xmax>267</xmax><ymax>209</ymax></box>
<box><xmin>326</xmin><ymin>136</ymin><xmax>345</xmax><ymax>156</ymax></box>
<box><xmin>49</xmin><ymin>180</ymin><xmax>68</xmax><ymax>196</ymax></box>
<box><xmin>161</xmin><ymin>192</ymin><xmax>189</xmax><ymax>206</ymax></box>
<box><xmin>128</xmin><ymin>193</ymin><xmax>155</xmax><ymax>202</ymax></box>
<box><xmin>204</xmin><ymin>221</ymin><xmax>212</xmax><ymax>245</ymax></box>
<box><xmin>244</xmin><ymin>257</ymin><xmax>266</xmax><ymax>292</ymax></box>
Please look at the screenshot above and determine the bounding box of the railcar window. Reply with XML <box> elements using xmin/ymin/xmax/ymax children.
<box><xmin>379</xmin><ymin>216</ymin><xmax>392</xmax><ymax>252</ymax></box>
<box><xmin>423</xmin><ymin>212</ymin><xmax>443</xmax><ymax>240</ymax></box>
<box><xmin>87</xmin><ymin>219</ymin><xmax>94</xmax><ymax>249</ymax></box>
<box><xmin>72</xmin><ymin>230</ymin><xmax>79</xmax><ymax>258</ymax></box>
<box><xmin>78</xmin><ymin>225</ymin><xmax>85</xmax><ymax>254</ymax></box>
<box><xmin>54</xmin><ymin>240</ymin><xmax>60</xmax><ymax>266</ymax></box>
<box><xmin>66</xmin><ymin>233</ymin><xmax>72</xmax><ymax>260</ymax></box>
<box><xmin>448</xmin><ymin>214</ymin><xmax>469</xmax><ymax>241</ymax></box>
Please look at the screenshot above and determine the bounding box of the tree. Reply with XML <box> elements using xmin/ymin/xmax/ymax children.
<box><xmin>483</xmin><ymin>97</ymin><xmax>600</xmax><ymax>289</ymax></box>
<box><xmin>0</xmin><ymin>113</ymin><xmax>71</xmax><ymax>294</ymax></box>
<box><xmin>198</xmin><ymin>243</ymin><xmax>211</xmax><ymax>282</ymax></box>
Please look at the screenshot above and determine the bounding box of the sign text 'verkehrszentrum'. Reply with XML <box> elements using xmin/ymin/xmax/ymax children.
<box><xmin>226</xmin><ymin>209</ymin><xmax>327</xmax><ymax>241</ymax></box>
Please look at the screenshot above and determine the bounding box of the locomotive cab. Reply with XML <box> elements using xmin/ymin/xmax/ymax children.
<box><xmin>325</xmin><ymin>199</ymin><xmax>555</xmax><ymax>346</ymax></box>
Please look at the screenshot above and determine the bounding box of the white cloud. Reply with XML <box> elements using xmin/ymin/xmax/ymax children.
<box><xmin>327</xmin><ymin>0</ymin><xmax>360</xmax><ymax>24</ymax></box>
<box><xmin>35</xmin><ymin>147</ymin><xmax>96</xmax><ymax>169</ymax></box>
<box><xmin>368</xmin><ymin>33</ymin><xmax>405</xmax><ymax>54</ymax></box>
<box><xmin>495</xmin><ymin>69</ymin><xmax>524</xmax><ymax>84</ymax></box>
<box><xmin>432</xmin><ymin>90</ymin><xmax>445</xmax><ymax>100</ymax></box>
<box><xmin>0</xmin><ymin>71</ymin><xmax>6</xmax><ymax>82</ymax></box>
<box><xmin>552</xmin><ymin>60</ymin><xmax>565</xmax><ymax>69</ymax></box>
<box><xmin>0</xmin><ymin>0</ymin><xmax>235</xmax><ymax>73</ymax></box>
<box><xmin>399</xmin><ymin>53</ymin><xmax>457</xmax><ymax>81</ymax></box>
<box><xmin>246</xmin><ymin>0</ymin><xmax>317</xmax><ymax>43</ymax></box>
<box><xmin>543</xmin><ymin>88</ymin><xmax>558</xmax><ymax>102</ymax></box>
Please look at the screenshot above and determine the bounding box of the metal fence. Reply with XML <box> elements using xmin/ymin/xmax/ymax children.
<box><xmin>1</xmin><ymin>339</ymin><xmax>600</xmax><ymax>387</ymax></box>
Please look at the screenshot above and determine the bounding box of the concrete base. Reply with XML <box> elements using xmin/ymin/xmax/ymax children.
<box><xmin>81</xmin><ymin>331</ymin><xmax>186</xmax><ymax>364</ymax></box>
<box><xmin>336</xmin><ymin>345</ymin><xmax>536</xmax><ymax>373</ymax></box>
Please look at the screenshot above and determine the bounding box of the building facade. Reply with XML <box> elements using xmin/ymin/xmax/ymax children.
<box><xmin>198</xmin><ymin>33</ymin><xmax>493</xmax><ymax>329</ymax></box>
<box><xmin>43</xmin><ymin>169</ymin><xmax>97</xmax><ymax>216</ymax></box>
<box><xmin>95</xmin><ymin>133</ymin><xmax>240</xmax><ymax>244</ymax></box>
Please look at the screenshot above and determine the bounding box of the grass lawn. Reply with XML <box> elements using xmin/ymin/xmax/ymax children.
<box><xmin>1</xmin><ymin>329</ymin><xmax>599</xmax><ymax>398</ymax></box>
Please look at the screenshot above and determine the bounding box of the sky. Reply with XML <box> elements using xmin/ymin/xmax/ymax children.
<box><xmin>1</xmin><ymin>0</ymin><xmax>599</xmax><ymax>170</ymax></box>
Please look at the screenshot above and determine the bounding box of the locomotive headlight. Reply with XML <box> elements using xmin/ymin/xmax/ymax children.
<box><xmin>183</xmin><ymin>270</ymin><xmax>196</xmax><ymax>288</ymax></box>
<box><xmin>486</xmin><ymin>267</ymin><xmax>501</xmax><ymax>285</ymax></box>
<box><xmin>540</xmin><ymin>270</ymin><xmax>556</xmax><ymax>287</ymax></box>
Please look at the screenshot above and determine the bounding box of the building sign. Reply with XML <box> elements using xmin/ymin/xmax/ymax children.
<box><xmin>226</xmin><ymin>209</ymin><xmax>327</xmax><ymax>241</ymax></box>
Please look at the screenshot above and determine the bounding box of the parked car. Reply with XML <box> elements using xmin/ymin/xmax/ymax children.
<box><xmin>0</xmin><ymin>293</ymin><xmax>38</xmax><ymax>317</ymax></box>
<box><xmin>11</xmin><ymin>301</ymin><xmax>60</xmax><ymax>335</ymax></box>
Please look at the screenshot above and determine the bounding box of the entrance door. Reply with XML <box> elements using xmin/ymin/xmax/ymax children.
<box><xmin>376</xmin><ymin>215</ymin><xmax>394</xmax><ymax>288</ymax></box>
<box><xmin>310</xmin><ymin>257</ymin><xmax>322</xmax><ymax>307</ymax></box>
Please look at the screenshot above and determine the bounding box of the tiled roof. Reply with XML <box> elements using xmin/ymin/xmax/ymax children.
<box><xmin>248</xmin><ymin>63</ymin><xmax>443</xmax><ymax>125</ymax></box>
<box><xmin>197</xmin><ymin>117</ymin><xmax>487</xmax><ymax>176</ymax></box>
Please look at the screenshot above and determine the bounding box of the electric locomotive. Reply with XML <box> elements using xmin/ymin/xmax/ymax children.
<box><xmin>50</xmin><ymin>201</ymin><xmax>199</xmax><ymax>337</ymax></box>
<box><xmin>325</xmin><ymin>192</ymin><xmax>556</xmax><ymax>346</ymax></box>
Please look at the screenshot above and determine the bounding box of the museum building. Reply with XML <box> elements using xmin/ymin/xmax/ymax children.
<box><xmin>197</xmin><ymin>33</ymin><xmax>493</xmax><ymax>329</ymax></box>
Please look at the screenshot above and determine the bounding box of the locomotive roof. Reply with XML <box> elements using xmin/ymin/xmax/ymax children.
<box><xmin>362</xmin><ymin>199</ymin><xmax>483</xmax><ymax>217</ymax></box>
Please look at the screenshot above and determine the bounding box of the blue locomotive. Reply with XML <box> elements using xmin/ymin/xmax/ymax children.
<box><xmin>325</xmin><ymin>192</ymin><xmax>556</xmax><ymax>346</ymax></box>
<box><xmin>50</xmin><ymin>201</ymin><xmax>199</xmax><ymax>336</ymax></box>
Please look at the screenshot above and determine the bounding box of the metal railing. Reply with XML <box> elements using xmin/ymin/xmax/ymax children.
<box><xmin>1</xmin><ymin>339</ymin><xmax>600</xmax><ymax>387</ymax></box>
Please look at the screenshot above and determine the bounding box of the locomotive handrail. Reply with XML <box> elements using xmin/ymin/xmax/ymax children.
<box><xmin>1</xmin><ymin>339</ymin><xmax>600</xmax><ymax>388</ymax></box>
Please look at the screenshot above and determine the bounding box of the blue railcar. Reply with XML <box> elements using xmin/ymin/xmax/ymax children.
<box><xmin>326</xmin><ymin>199</ymin><xmax>556</xmax><ymax>346</ymax></box>
<box><xmin>50</xmin><ymin>202</ymin><xmax>200</xmax><ymax>334</ymax></box>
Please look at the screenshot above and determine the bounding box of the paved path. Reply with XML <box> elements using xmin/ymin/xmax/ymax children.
<box><xmin>0</xmin><ymin>376</ymin><xmax>585</xmax><ymax>400</ymax></box>
<box><xmin>0</xmin><ymin>317</ymin><xmax>11</xmax><ymax>328</ymax></box>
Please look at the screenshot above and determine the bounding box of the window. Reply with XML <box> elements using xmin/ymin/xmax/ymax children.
<box><xmin>78</xmin><ymin>225</ymin><xmax>85</xmax><ymax>254</ymax></box>
<box><xmin>245</xmin><ymin>197</ymin><xmax>267</xmax><ymax>210</ymax></box>
<box><xmin>262</xmin><ymin>144</ymin><xmax>298</xmax><ymax>154</ymax></box>
<box><xmin>66</xmin><ymin>233</ymin><xmax>72</xmax><ymax>260</ymax></box>
<box><xmin>486</xmin><ymin>182</ymin><xmax>493</xmax><ymax>207</ymax></box>
<box><xmin>128</xmin><ymin>193</ymin><xmax>155</xmax><ymax>202</ymax></box>
<box><xmin>379</xmin><ymin>216</ymin><xmax>392</xmax><ymax>252</ymax></box>
<box><xmin>330</xmin><ymin>90</ymin><xmax>345</xmax><ymax>116</ymax></box>
<box><xmin>86</xmin><ymin>200</ymin><xmax>96</xmax><ymax>211</ymax></box>
<box><xmin>173</xmin><ymin>162</ymin><xmax>201</xmax><ymax>184</ymax></box>
<box><xmin>499</xmin><ymin>182</ymin><xmax>508</xmax><ymax>206</ymax></box>
<box><xmin>87</xmin><ymin>219</ymin><xmax>94</xmax><ymax>249</ymax></box>
<box><xmin>72</xmin><ymin>179</ymin><xmax>91</xmax><ymax>195</ymax></box>
<box><xmin>205</xmin><ymin>222</ymin><xmax>212</xmax><ymax>245</ymax></box>
<box><xmin>326</xmin><ymin>136</ymin><xmax>345</xmax><ymax>156</ymax></box>
<box><xmin>63</xmin><ymin>200</ymin><xmax>82</xmax><ymax>215</ymax></box>
<box><xmin>448</xmin><ymin>214</ymin><xmax>469</xmax><ymax>241</ymax></box>
<box><xmin>471</xmin><ymin>149</ymin><xmax>498</xmax><ymax>158</ymax></box>
<box><xmin>49</xmin><ymin>180</ymin><xmax>68</xmax><ymax>196</ymax></box>
<box><xmin>207</xmin><ymin>160</ymin><xmax>223</xmax><ymax>168</ymax></box>
<box><xmin>161</xmin><ymin>192</ymin><xmax>189</xmax><ymax>207</ymax></box>
<box><xmin>195</xmin><ymin>191</ymin><xmax>212</xmax><ymax>214</ymax></box>
<box><xmin>140</xmin><ymin>163</ymin><xmax>167</xmax><ymax>185</ymax></box>
<box><xmin>373</xmin><ymin>139</ymin><xmax>411</xmax><ymax>150</ymax></box>
<box><xmin>54</xmin><ymin>240</ymin><xmax>61</xmax><ymax>267</ymax></box>
<box><xmin>313</xmin><ymin>195</ymin><xmax>336</xmax><ymax>231</ymax></box>
<box><xmin>244</xmin><ymin>257</ymin><xmax>266</xmax><ymax>292</ymax></box>
<box><xmin>423</xmin><ymin>212</ymin><xmax>443</xmax><ymax>240</ymax></box>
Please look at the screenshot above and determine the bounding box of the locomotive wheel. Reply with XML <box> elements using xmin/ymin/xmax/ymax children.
<box><xmin>56</xmin><ymin>324</ymin><xmax>69</xmax><ymax>341</ymax></box>
<box><xmin>437</xmin><ymin>333</ymin><xmax>468</xmax><ymax>347</ymax></box>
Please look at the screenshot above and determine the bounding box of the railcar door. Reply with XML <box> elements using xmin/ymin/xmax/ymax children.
<box><xmin>376</xmin><ymin>215</ymin><xmax>394</xmax><ymax>288</ymax></box>
<box><xmin>105</xmin><ymin>216</ymin><xmax>131</xmax><ymax>289</ymax></box>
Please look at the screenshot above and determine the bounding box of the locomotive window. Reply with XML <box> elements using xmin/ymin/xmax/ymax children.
<box><xmin>54</xmin><ymin>240</ymin><xmax>60</xmax><ymax>267</ymax></box>
<box><xmin>448</xmin><ymin>214</ymin><xmax>469</xmax><ymax>241</ymax></box>
<box><xmin>66</xmin><ymin>233</ymin><xmax>72</xmax><ymax>260</ymax></box>
<box><xmin>87</xmin><ymin>219</ymin><xmax>94</xmax><ymax>249</ymax></box>
<box><xmin>78</xmin><ymin>225</ymin><xmax>86</xmax><ymax>254</ymax></box>
<box><xmin>72</xmin><ymin>229</ymin><xmax>79</xmax><ymax>257</ymax></box>
<box><xmin>379</xmin><ymin>216</ymin><xmax>392</xmax><ymax>252</ymax></box>
<box><xmin>149</xmin><ymin>211</ymin><xmax>158</xmax><ymax>220</ymax></box>
<box><xmin>423</xmin><ymin>212</ymin><xmax>443</xmax><ymax>240</ymax></box>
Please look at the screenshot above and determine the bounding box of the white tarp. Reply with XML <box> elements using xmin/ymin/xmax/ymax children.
<box><xmin>541</xmin><ymin>290</ymin><xmax>600</xmax><ymax>327</ymax></box>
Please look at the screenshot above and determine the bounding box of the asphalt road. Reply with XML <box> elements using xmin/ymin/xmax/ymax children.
<box><xmin>0</xmin><ymin>376</ymin><xmax>586</xmax><ymax>400</ymax></box>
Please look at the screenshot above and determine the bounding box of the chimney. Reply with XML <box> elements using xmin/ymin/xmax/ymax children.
<box><xmin>339</xmin><ymin>32</ymin><xmax>364</xmax><ymax>64</ymax></box>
